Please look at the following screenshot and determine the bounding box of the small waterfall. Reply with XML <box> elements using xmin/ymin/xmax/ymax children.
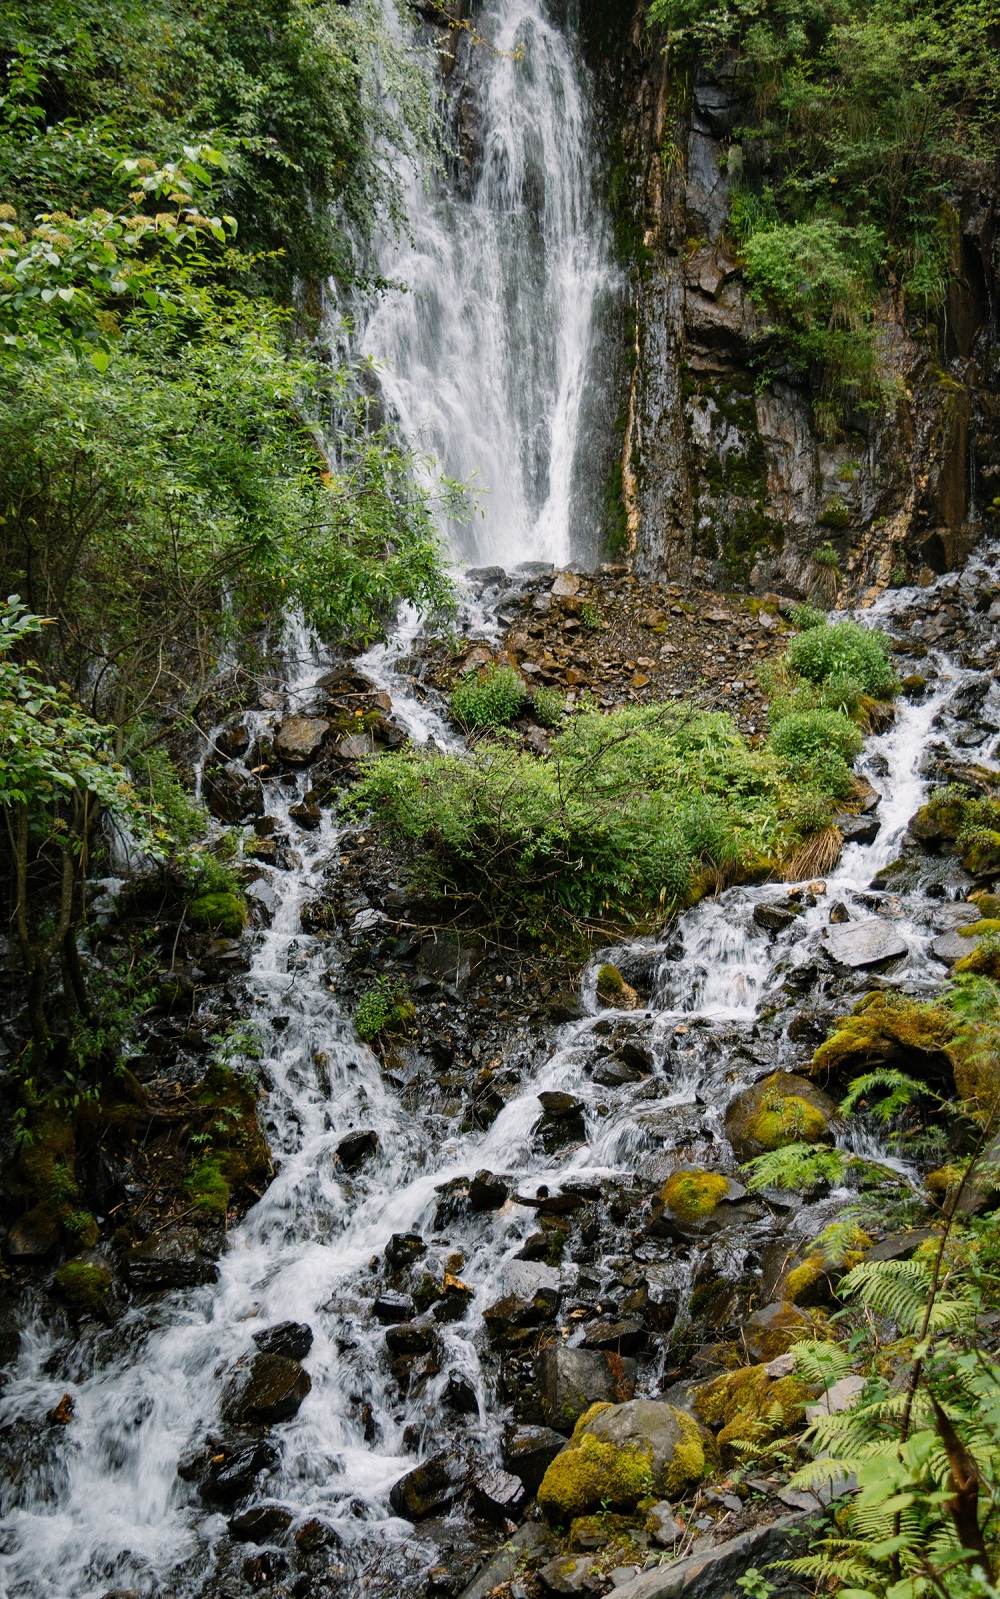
<box><xmin>358</xmin><ymin>0</ymin><xmax>614</xmax><ymax>568</ymax></box>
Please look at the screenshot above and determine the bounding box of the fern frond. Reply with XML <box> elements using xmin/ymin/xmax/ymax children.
<box><xmin>840</xmin><ymin>1068</ymin><xmax>929</xmax><ymax>1122</ymax></box>
<box><xmin>791</xmin><ymin>1337</ymin><xmax>856</xmax><ymax>1388</ymax></box>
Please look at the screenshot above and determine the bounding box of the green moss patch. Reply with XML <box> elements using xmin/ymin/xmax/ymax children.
<box><xmin>812</xmin><ymin>990</ymin><xmax>956</xmax><ymax>1083</ymax></box>
<box><xmin>54</xmin><ymin>1260</ymin><xmax>113</xmax><ymax>1315</ymax></box>
<box><xmin>692</xmin><ymin>1364</ymin><xmax>811</xmax><ymax>1465</ymax></box>
<box><xmin>750</xmin><ymin>1093</ymin><xmax>827</xmax><ymax>1151</ymax></box>
<box><xmin>662</xmin><ymin>1169</ymin><xmax>730</xmax><ymax>1222</ymax></box>
<box><xmin>188</xmin><ymin>892</ymin><xmax>247</xmax><ymax>937</ymax></box>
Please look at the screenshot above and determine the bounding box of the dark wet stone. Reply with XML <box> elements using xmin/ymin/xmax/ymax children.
<box><xmin>288</xmin><ymin>801</ymin><xmax>322</xmax><ymax>830</ymax></box>
<box><xmin>242</xmin><ymin>1551</ymin><xmax>288</xmax><ymax>1586</ymax></box>
<box><xmin>472</xmin><ymin>1466</ymin><xmax>527</xmax><ymax>1526</ymax></box>
<box><xmin>433</xmin><ymin>1279</ymin><xmax>474</xmax><ymax>1323</ymax></box>
<box><xmin>483</xmin><ymin>1287</ymin><xmax>561</xmax><ymax>1346</ymax></box>
<box><xmin>385</xmin><ymin>1232</ymin><xmax>426</xmax><ymax>1270</ymax></box>
<box><xmin>503</xmin><ymin>1424</ymin><xmax>567</xmax><ymax>1495</ymax></box>
<box><xmin>336</xmin><ymin>1129</ymin><xmax>379</xmax><ymax>1172</ymax></box>
<box><xmin>616</xmin><ymin>1038</ymin><xmax>654</xmax><ymax>1073</ymax></box>
<box><xmin>373</xmin><ymin>1292</ymin><xmax>416</xmax><ymax>1325</ymax></box>
<box><xmin>203</xmin><ymin>763</ymin><xmax>264</xmax><ymax>823</ymax></box>
<box><xmin>6</xmin><ymin>1206</ymin><xmax>60</xmax><ymax>1260</ymax></box>
<box><xmin>581</xmin><ymin>1318</ymin><xmax>646</xmax><ymax>1356</ymax></box>
<box><xmin>389</xmin><ymin>1453</ymin><xmax>468</xmax><ymax>1520</ymax></box>
<box><xmin>228</xmin><ymin>1503</ymin><xmax>295</xmax><ymax>1543</ymax></box>
<box><xmin>537</xmin><ymin>1091</ymin><xmax>583</xmax><ymax>1117</ymax></box>
<box><xmin>123</xmin><ymin>1226</ymin><xmax>219</xmax><ymax>1290</ymax></box>
<box><xmin>753</xmin><ymin>902</ymin><xmax>800</xmax><ymax>932</ymax></box>
<box><xmin>866</xmin><ymin>1230</ymin><xmax>939</xmax><ymax>1262</ymax></box>
<box><xmin>828</xmin><ymin>901</ymin><xmax>850</xmax><ymax>924</ymax></box>
<box><xmin>275</xmin><ymin>715</ymin><xmax>330</xmax><ymax>764</ymax></box>
<box><xmin>199</xmin><ymin>1438</ymin><xmax>281</xmax><ymax>1505</ymax></box>
<box><xmin>834</xmin><ymin>813</ymin><xmax>881</xmax><ymax>845</ymax></box>
<box><xmin>469</xmin><ymin>1170</ymin><xmax>509</xmax><ymax>1210</ymax></box>
<box><xmin>294</xmin><ymin>1517</ymin><xmax>340</xmax><ymax>1552</ymax></box>
<box><xmin>385</xmin><ymin>1319</ymin><xmax>437</xmax><ymax>1357</ymax></box>
<box><xmin>591</xmin><ymin>1057</ymin><xmax>643</xmax><ymax>1087</ymax></box>
<box><xmin>221</xmin><ymin>1353</ymin><xmax>311</xmax><ymax>1425</ymax></box>
<box><xmin>253</xmin><ymin>1322</ymin><xmax>313</xmax><ymax>1362</ymax></box>
<box><xmin>444</xmin><ymin>1374</ymin><xmax>479</xmax><ymax>1414</ymax></box>
<box><xmin>537</xmin><ymin>1345</ymin><xmax>636</xmax><ymax>1433</ymax></box>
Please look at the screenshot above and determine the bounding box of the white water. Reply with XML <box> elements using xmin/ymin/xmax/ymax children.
<box><xmin>358</xmin><ymin>0</ymin><xmax>613</xmax><ymax>568</ymax></box>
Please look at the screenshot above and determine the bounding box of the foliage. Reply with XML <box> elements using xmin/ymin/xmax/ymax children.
<box><xmin>788</xmin><ymin>602</ymin><xmax>828</xmax><ymax>630</ymax></box>
<box><xmin>353</xmin><ymin>976</ymin><xmax>416</xmax><ymax>1044</ymax></box>
<box><xmin>784</xmin><ymin>622</ymin><xmax>897</xmax><ymax>700</ymax></box>
<box><xmin>449</xmin><ymin>663</ymin><xmax>528</xmax><ymax>731</ymax></box>
<box><xmin>530</xmin><ymin>686</ymin><xmax>567</xmax><ymax>728</ymax></box>
<box><xmin>347</xmin><ymin>698</ymin><xmax>850</xmax><ymax>929</ymax></box>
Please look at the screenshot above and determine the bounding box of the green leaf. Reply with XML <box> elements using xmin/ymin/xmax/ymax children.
<box><xmin>90</xmin><ymin>349</ymin><xmax>109</xmax><ymax>373</ymax></box>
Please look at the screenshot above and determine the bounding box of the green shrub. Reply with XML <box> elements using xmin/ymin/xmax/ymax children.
<box><xmin>769</xmin><ymin>709</ymin><xmax>864</xmax><ymax>766</ymax></box>
<box><xmin>812</xmin><ymin>542</ymin><xmax>842</xmax><ymax>570</ymax></box>
<box><xmin>450</xmin><ymin>664</ymin><xmax>527</xmax><ymax>730</ymax></box>
<box><xmin>788</xmin><ymin>603</ymin><xmax>827</xmax><ymax>631</ymax></box>
<box><xmin>579</xmin><ymin>601</ymin><xmax>602</xmax><ymax>630</ymax></box>
<box><xmin>530</xmin><ymin>687</ymin><xmax>566</xmax><ymax>728</ymax></box>
<box><xmin>354</xmin><ymin>977</ymin><xmax>416</xmax><ymax>1043</ymax></box>
<box><xmin>784</xmin><ymin>622</ymin><xmax>896</xmax><ymax>699</ymax></box>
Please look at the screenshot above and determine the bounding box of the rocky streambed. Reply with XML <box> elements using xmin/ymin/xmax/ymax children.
<box><xmin>1</xmin><ymin>546</ymin><xmax>999</xmax><ymax>1599</ymax></box>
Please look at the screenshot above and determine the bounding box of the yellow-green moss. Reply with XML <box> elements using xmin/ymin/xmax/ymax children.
<box><xmin>188</xmin><ymin>892</ymin><xmax>247</xmax><ymax>937</ymax></box>
<box><xmin>959</xmin><ymin>919</ymin><xmax>1000</xmax><ymax>937</ymax></box>
<box><xmin>782</xmin><ymin>1259</ymin><xmax>826</xmax><ymax>1303</ymax></box>
<box><xmin>537</xmin><ymin>1433</ymin><xmax>656</xmax><ymax>1521</ymax></box>
<box><xmin>662</xmin><ymin>1411</ymin><xmax>710</xmax><ymax>1497</ymax></box>
<box><xmin>954</xmin><ymin>942</ymin><xmax>1000</xmax><ymax>979</ymax></box>
<box><xmin>596</xmin><ymin>964</ymin><xmax>626</xmax><ymax>1000</ymax></box>
<box><xmin>568</xmin><ymin>1513</ymin><xmax>643</xmax><ymax>1550</ymax></box>
<box><xmin>662</xmin><ymin>1170</ymin><xmax>729</xmax><ymax>1222</ymax></box>
<box><xmin>963</xmin><ymin>831</ymin><xmax>1000</xmax><ymax>876</ymax></box>
<box><xmin>54</xmin><ymin>1260</ymin><xmax>112</xmax><ymax>1315</ymax></box>
<box><xmin>971</xmin><ymin>893</ymin><xmax>1000</xmax><ymax>919</ymax></box>
<box><xmin>186</xmin><ymin>1156</ymin><xmax>230</xmax><ymax>1216</ymax></box>
<box><xmin>749</xmin><ymin>1093</ymin><xmax>827</xmax><ymax>1151</ymax></box>
<box><xmin>811</xmin><ymin>991</ymin><xmax>955</xmax><ymax>1078</ymax></box>
<box><xmin>692</xmin><ymin>1364</ymin><xmax>811</xmax><ymax>1465</ymax></box>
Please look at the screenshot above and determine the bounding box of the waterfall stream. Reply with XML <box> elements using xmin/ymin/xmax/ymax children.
<box><xmin>1</xmin><ymin>0</ymin><xmax>998</xmax><ymax>1594</ymax></box>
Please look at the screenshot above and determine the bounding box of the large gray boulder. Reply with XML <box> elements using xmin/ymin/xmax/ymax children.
<box><xmin>607</xmin><ymin>1514</ymin><xmax>809</xmax><ymax>1599</ymax></box>
<box><xmin>274</xmin><ymin>715</ymin><xmax>329</xmax><ymax>763</ymax></box>
<box><xmin>536</xmin><ymin>1345</ymin><xmax>636</xmax><ymax>1433</ymax></box>
<box><xmin>824</xmin><ymin>918</ymin><xmax>908</xmax><ymax>969</ymax></box>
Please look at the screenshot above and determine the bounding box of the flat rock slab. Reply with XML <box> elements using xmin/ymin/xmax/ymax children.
<box><xmin>607</xmin><ymin>1514</ymin><xmax>809</xmax><ymax>1599</ymax></box>
<box><xmin>931</xmin><ymin>927</ymin><xmax>984</xmax><ymax>964</ymax></box>
<box><xmin>274</xmin><ymin>715</ymin><xmax>329</xmax><ymax>762</ymax></box>
<box><xmin>824</xmin><ymin>918</ymin><xmax>908</xmax><ymax>968</ymax></box>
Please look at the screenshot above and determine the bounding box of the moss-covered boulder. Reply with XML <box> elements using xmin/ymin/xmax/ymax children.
<box><xmin>188</xmin><ymin>892</ymin><xmax>247</xmax><ymax>937</ymax></box>
<box><xmin>810</xmin><ymin>991</ymin><xmax>956</xmax><ymax>1089</ymax></box>
<box><xmin>661</xmin><ymin>1169</ymin><xmax>731</xmax><ymax>1223</ymax></box>
<box><xmin>954</xmin><ymin>921</ymin><xmax>1000</xmax><ymax>978</ymax></box>
<box><xmin>743</xmin><ymin>1300</ymin><xmax>829</xmax><ymax>1362</ymax></box>
<box><xmin>724</xmin><ymin>1073</ymin><xmax>838</xmax><ymax>1162</ymax></box>
<box><xmin>963</xmin><ymin>831</ymin><xmax>1000</xmax><ymax>878</ymax></box>
<box><xmin>53</xmin><ymin>1260</ymin><xmax>113</xmax><ymax>1317</ymax></box>
<box><xmin>971</xmin><ymin>893</ymin><xmax>1000</xmax><ymax>919</ymax></box>
<box><xmin>774</xmin><ymin>1224</ymin><xmax>871</xmax><ymax>1306</ymax></box>
<box><xmin>596</xmin><ymin>963</ymin><xmax>639</xmax><ymax>1010</ymax></box>
<box><xmin>537</xmin><ymin>1399</ymin><xmax>711</xmax><ymax>1521</ymax></box>
<box><xmin>191</xmin><ymin>1063</ymin><xmax>271</xmax><ymax>1205</ymax></box>
<box><xmin>692</xmin><ymin>1363</ymin><xmax>812</xmax><ymax>1465</ymax></box>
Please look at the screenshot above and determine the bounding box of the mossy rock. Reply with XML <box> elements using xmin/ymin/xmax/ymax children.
<box><xmin>193</xmin><ymin>1063</ymin><xmax>271</xmax><ymax>1198</ymax></box>
<box><xmin>661</xmin><ymin>1169</ymin><xmax>730</xmax><ymax>1223</ymax></box>
<box><xmin>817</xmin><ymin>497</ymin><xmax>851</xmax><ymax>530</ymax></box>
<box><xmin>11</xmin><ymin>1108</ymin><xmax>77</xmax><ymax>1206</ymax></box>
<box><xmin>777</xmin><ymin>1225</ymin><xmax>871</xmax><ymax>1306</ymax></box>
<box><xmin>900</xmin><ymin>675</ymin><xmax>926</xmax><ymax>697</ymax></box>
<box><xmin>537</xmin><ymin>1400</ymin><xmax>710</xmax><ymax>1521</ymax></box>
<box><xmin>955</xmin><ymin>941</ymin><xmax>1000</xmax><ymax>979</ymax></box>
<box><xmin>596</xmin><ymin>963</ymin><xmax>639</xmax><ymax>1010</ymax></box>
<box><xmin>724</xmin><ymin>1073</ymin><xmax>837</xmax><ymax>1163</ymax></box>
<box><xmin>54</xmin><ymin>1260</ymin><xmax>113</xmax><ymax>1316</ymax></box>
<box><xmin>962</xmin><ymin>830</ymin><xmax>1000</xmax><ymax>877</ymax></box>
<box><xmin>692</xmin><ymin>1364</ymin><xmax>812</xmax><ymax>1465</ymax></box>
<box><xmin>744</xmin><ymin>1300</ymin><xmax>830</xmax><ymax>1362</ymax></box>
<box><xmin>188</xmin><ymin>892</ymin><xmax>248</xmax><ymax>937</ymax></box>
<box><xmin>186</xmin><ymin>1156</ymin><xmax>230</xmax><ymax>1217</ymax></box>
<box><xmin>810</xmin><ymin>991</ymin><xmax>956</xmax><ymax>1089</ymax></box>
<box><xmin>971</xmin><ymin>893</ymin><xmax>1000</xmax><ymax>919</ymax></box>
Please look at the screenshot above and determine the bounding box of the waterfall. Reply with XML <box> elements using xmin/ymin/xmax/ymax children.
<box><xmin>358</xmin><ymin>0</ymin><xmax>614</xmax><ymax>569</ymax></box>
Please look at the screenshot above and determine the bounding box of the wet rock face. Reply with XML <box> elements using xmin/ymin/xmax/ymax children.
<box><xmin>123</xmin><ymin>1227</ymin><xmax>219</xmax><ymax>1291</ymax></box>
<box><xmin>536</xmin><ymin>1345</ymin><xmax>637</xmax><ymax>1432</ymax></box>
<box><xmin>724</xmin><ymin>1073</ymin><xmax>839</xmax><ymax>1163</ymax></box>
<box><xmin>388</xmin><ymin>1453</ymin><xmax>467</xmax><ymax>1519</ymax></box>
<box><xmin>252</xmin><ymin>1322</ymin><xmax>313</xmax><ymax>1362</ymax></box>
<box><xmin>274</xmin><ymin>715</ymin><xmax>330</xmax><ymax>763</ymax></box>
<box><xmin>221</xmin><ymin>1352</ymin><xmax>311</xmax><ymax>1425</ymax></box>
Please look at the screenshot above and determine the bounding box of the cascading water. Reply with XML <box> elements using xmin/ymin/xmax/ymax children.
<box><xmin>358</xmin><ymin>0</ymin><xmax>615</xmax><ymax>569</ymax></box>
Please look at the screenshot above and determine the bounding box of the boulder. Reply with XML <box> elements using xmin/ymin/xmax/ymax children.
<box><xmin>198</xmin><ymin>1438</ymin><xmax>280</xmax><ymax>1505</ymax></box>
<box><xmin>274</xmin><ymin>715</ymin><xmax>329</xmax><ymax>764</ymax></box>
<box><xmin>592</xmin><ymin>1057</ymin><xmax>644</xmax><ymax>1087</ymax></box>
<box><xmin>932</xmin><ymin>925</ymin><xmax>991</xmax><ymax>965</ymax></box>
<box><xmin>537</xmin><ymin>1400</ymin><xmax>709</xmax><ymax>1519</ymax></box>
<box><xmin>469</xmin><ymin>1170</ymin><xmax>509</xmax><ymax>1210</ymax></box>
<box><xmin>832</xmin><ymin>813</ymin><xmax>880</xmax><ymax>846</ymax></box>
<box><xmin>538</xmin><ymin>1555</ymin><xmax>602</xmax><ymax>1594</ymax></box>
<box><xmin>536</xmin><ymin>1092</ymin><xmax>586</xmax><ymax>1150</ymax></box>
<box><xmin>221</xmin><ymin>1352</ymin><xmax>311</xmax><ymax>1425</ymax></box>
<box><xmin>537</xmin><ymin>1345</ymin><xmax>637</xmax><ymax>1433</ymax></box>
<box><xmin>385</xmin><ymin>1319</ymin><xmax>437</xmax><ymax>1357</ymax></box>
<box><xmin>742</xmin><ymin>1300</ymin><xmax>822</xmax><ymax>1363</ymax></box>
<box><xmin>596</xmin><ymin>963</ymin><xmax>639</xmax><ymax>1009</ymax></box>
<box><xmin>581</xmin><ymin>1318</ymin><xmax>646</xmax><ymax>1356</ymax></box>
<box><xmin>203</xmin><ymin>763</ymin><xmax>264</xmax><ymax>823</ymax></box>
<box><xmin>6</xmin><ymin>1206</ymin><xmax>60</xmax><ymax>1260</ymax></box>
<box><xmin>227</xmin><ymin>1503</ymin><xmax>294</xmax><ymax>1543</ymax></box>
<box><xmin>551</xmin><ymin>572</ymin><xmax>580</xmax><ymax>598</ymax></box>
<box><xmin>335</xmin><ymin>732</ymin><xmax>374</xmax><ymax>761</ymax></box>
<box><xmin>724</xmin><ymin>1073</ymin><xmax>838</xmax><ymax>1162</ymax></box>
<box><xmin>607</xmin><ymin>1514</ymin><xmax>809</xmax><ymax>1599</ymax></box>
<box><xmin>123</xmin><ymin>1227</ymin><xmax>219</xmax><ymax>1290</ymax></box>
<box><xmin>384</xmin><ymin>1232</ymin><xmax>426</xmax><ymax>1270</ymax></box>
<box><xmin>824</xmin><ymin>918</ymin><xmax>908</xmax><ymax>969</ymax></box>
<box><xmin>373</xmin><ymin>1292</ymin><xmax>416</xmax><ymax>1325</ymax></box>
<box><xmin>389</xmin><ymin>1452</ymin><xmax>467</xmax><ymax>1520</ymax></box>
<box><xmin>646</xmin><ymin>1503</ymin><xmax>684</xmax><ymax>1545</ymax></box>
<box><xmin>252</xmin><ymin>1322</ymin><xmax>313</xmax><ymax>1362</ymax></box>
<box><xmin>444</xmin><ymin>1374</ymin><xmax>479</xmax><ymax>1414</ymax></box>
<box><xmin>472</xmin><ymin>1466</ymin><xmax>527</xmax><ymax>1525</ymax></box>
<box><xmin>503</xmin><ymin>1424</ymin><xmax>567</xmax><ymax>1494</ymax></box>
<box><xmin>336</xmin><ymin>1130</ymin><xmax>379</xmax><ymax>1172</ymax></box>
<box><xmin>752</xmin><ymin>902</ymin><xmax>800</xmax><ymax>933</ymax></box>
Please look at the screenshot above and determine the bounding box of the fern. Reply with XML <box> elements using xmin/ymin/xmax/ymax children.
<box><xmin>791</xmin><ymin>1337</ymin><xmax>856</xmax><ymax>1390</ymax></box>
<box><xmin>839</xmin><ymin>1068</ymin><xmax>930</xmax><ymax>1123</ymax></box>
<box><xmin>839</xmin><ymin>1259</ymin><xmax>973</xmax><ymax>1335</ymax></box>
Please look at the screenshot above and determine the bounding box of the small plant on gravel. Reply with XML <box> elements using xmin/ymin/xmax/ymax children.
<box><xmin>530</xmin><ymin>686</ymin><xmax>566</xmax><ymax>727</ymax></box>
<box><xmin>353</xmin><ymin>977</ymin><xmax>415</xmax><ymax>1043</ymax></box>
<box><xmin>787</xmin><ymin>602</ymin><xmax>827</xmax><ymax>630</ymax></box>
<box><xmin>579</xmin><ymin>601</ymin><xmax>602</xmax><ymax>630</ymax></box>
<box><xmin>449</xmin><ymin>663</ymin><xmax>527</xmax><ymax>729</ymax></box>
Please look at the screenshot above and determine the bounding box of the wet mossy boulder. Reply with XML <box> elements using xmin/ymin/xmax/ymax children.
<box><xmin>188</xmin><ymin>891</ymin><xmax>247</xmax><ymax>938</ymax></box>
<box><xmin>596</xmin><ymin>963</ymin><xmax>639</xmax><ymax>1010</ymax></box>
<box><xmin>743</xmin><ymin>1300</ymin><xmax>829</xmax><ymax>1362</ymax></box>
<box><xmin>810</xmin><ymin>991</ymin><xmax>956</xmax><ymax>1089</ymax></box>
<box><xmin>537</xmin><ymin>1399</ymin><xmax>710</xmax><ymax>1521</ymax></box>
<box><xmin>661</xmin><ymin>1169</ymin><xmax>730</xmax><ymax>1223</ymax></box>
<box><xmin>773</xmin><ymin>1224</ymin><xmax>871</xmax><ymax>1307</ymax></box>
<box><xmin>971</xmin><ymin>893</ymin><xmax>1000</xmax><ymax>919</ymax></box>
<box><xmin>53</xmin><ymin>1259</ymin><xmax>113</xmax><ymax>1316</ymax></box>
<box><xmin>963</xmin><ymin>831</ymin><xmax>1000</xmax><ymax>878</ymax></box>
<box><xmin>191</xmin><ymin>1063</ymin><xmax>271</xmax><ymax>1207</ymax></box>
<box><xmin>724</xmin><ymin>1073</ymin><xmax>838</xmax><ymax>1162</ymax></box>
<box><xmin>953</xmin><ymin>920</ymin><xmax>1000</xmax><ymax>978</ymax></box>
<box><xmin>692</xmin><ymin>1363</ymin><xmax>812</xmax><ymax>1465</ymax></box>
<box><xmin>222</xmin><ymin>1351</ymin><xmax>311</xmax><ymax>1425</ymax></box>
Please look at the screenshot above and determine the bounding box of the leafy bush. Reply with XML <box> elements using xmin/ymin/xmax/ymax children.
<box><xmin>788</xmin><ymin>603</ymin><xmax>827</xmax><ymax>631</ymax></box>
<box><xmin>529</xmin><ymin>687</ymin><xmax>566</xmax><ymax>728</ymax></box>
<box><xmin>769</xmin><ymin>709</ymin><xmax>864</xmax><ymax>766</ymax></box>
<box><xmin>353</xmin><ymin>977</ymin><xmax>415</xmax><ymax>1043</ymax></box>
<box><xmin>449</xmin><ymin>664</ymin><xmax>528</xmax><ymax>730</ymax></box>
<box><xmin>348</xmin><ymin>702</ymin><xmax>849</xmax><ymax>927</ymax></box>
<box><xmin>784</xmin><ymin>622</ymin><xmax>896</xmax><ymax>699</ymax></box>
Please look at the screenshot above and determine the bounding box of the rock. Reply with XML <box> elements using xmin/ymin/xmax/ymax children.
<box><xmin>221</xmin><ymin>1353</ymin><xmax>311</xmax><ymax>1425</ymax></box>
<box><xmin>203</xmin><ymin>763</ymin><xmax>264</xmax><ymax>823</ymax></box>
<box><xmin>199</xmin><ymin>1438</ymin><xmax>280</xmax><ymax>1505</ymax></box>
<box><xmin>444</xmin><ymin>1374</ymin><xmax>479</xmax><ymax>1414</ymax></box>
<box><xmin>932</xmin><ymin>927</ymin><xmax>987</xmax><ymax>965</ymax></box>
<box><xmin>274</xmin><ymin>715</ymin><xmax>329</xmax><ymax>763</ymax></box>
<box><xmin>865</xmin><ymin>1229</ymin><xmax>938</xmax><ymax>1262</ymax></box>
<box><xmin>123</xmin><ymin>1227</ymin><xmax>219</xmax><ymax>1290</ymax></box>
<box><xmin>604</xmin><ymin>1513</ymin><xmax>809</xmax><ymax>1599</ymax></box>
<box><xmin>646</xmin><ymin>1503</ymin><xmax>684</xmax><ymax>1545</ymax></box>
<box><xmin>294</xmin><ymin>1518</ymin><xmax>340</xmax><ymax>1552</ymax></box>
<box><xmin>335</xmin><ymin>732</ymin><xmax>374</xmax><ymax>761</ymax></box>
<box><xmin>252</xmin><ymin>1322</ymin><xmax>313</xmax><ymax>1362</ymax></box>
<box><xmin>581</xmin><ymin>1318</ymin><xmax>646</xmax><ymax>1356</ymax></box>
<box><xmin>385</xmin><ymin>1318</ymin><xmax>437</xmax><ymax>1357</ymax></box>
<box><xmin>227</xmin><ymin>1503</ymin><xmax>295</xmax><ymax>1543</ymax></box>
<box><xmin>833</xmin><ymin>813</ymin><xmax>880</xmax><ymax>845</ymax></box>
<box><xmin>805</xmin><ymin>1374</ymin><xmax>865</xmax><ymax>1421</ymax></box>
<box><xmin>537</xmin><ymin>1399</ymin><xmax>709</xmax><ymax>1519</ymax></box>
<box><xmin>385</xmin><ymin>1232</ymin><xmax>426</xmax><ymax>1270</ymax></box>
<box><xmin>417</xmin><ymin>935</ymin><xmax>473</xmax><ymax>990</ymax></box>
<box><xmin>824</xmin><ymin>918</ymin><xmax>908</xmax><ymax>969</ymax></box>
<box><xmin>828</xmin><ymin>900</ymin><xmax>850</xmax><ymax>924</ymax></box>
<box><xmin>743</xmin><ymin>1301</ymin><xmax>822</xmax><ymax>1363</ymax></box>
<box><xmin>373</xmin><ymin>1292</ymin><xmax>416</xmax><ymax>1324</ymax></box>
<box><xmin>752</xmin><ymin>902</ymin><xmax>800</xmax><ymax>932</ymax></box>
<box><xmin>433</xmin><ymin>1275</ymin><xmax>474</xmax><ymax>1323</ymax></box>
<box><xmin>472</xmin><ymin>1467</ymin><xmax>527</xmax><ymax>1525</ymax></box>
<box><xmin>538</xmin><ymin>1555</ymin><xmax>602</xmax><ymax>1594</ymax></box>
<box><xmin>503</xmin><ymin>1424</ymin><xmax>567</xmax><ymax>1494</ymax></box>
<box><xmin>596</xmin><ymin>963</ymin><xmax>639</xmax><ymax>1008</ymax></box>
<box><xmin>551</xmin><ymin>572</ymin><xmax>580</xmax><ymax>598</ymax></box>
<box><xmin>775</xmin><ymin>1486</ymin><xmax>822</xmax><ymax>1512</ymax></box>
<box><xmin>592</xmin><ymin>1057</ymin><xmax>644</xmax><ymax>1086</ymax></box>
<box><xmin>336</xmin><ymin>1129</ymin><xmax>379</xmax><ymax>1172</ymax></box>
<box><xmin>6</xmin><ymin>1206</ymin><xmax>60</xmax><ymax>1260</ymax></box>
<box><xmin>536</xmin><ymin>1092</ymin><xmax>586</xmax><ymax>1149</ymax></box>
<box><xmin>469</xmin><ymin>1170</ymin><xmax>509</xmax><ymax>1210</ymax></box>
<box><xmin>617</xmin><ymin>1039</ymin><xmax>654</xmax><ymax>1073</ymax></box>
<box><xmin>456</xmin><ymin>1524</ymin><xmax>551</xmax><ymax>1599</ymax></box>
<box><xmin>538</xmin><ymin>1091</ymin><xmax>582</xmax><ymax>1117</ymax></box>
<box><xmin>537</xmin><ymin>1346</ymin><xmax>637</xmax><ymax>1433</ymax></box>
<box><xmin>483</xmin><ymin>1288</ymin><xmax>560</xmax><ymax>1346</ymax></box>
<box><xmin>389</xmin><ymin>1452</ymin><xmax>467</xmax><ymax>1520</ymax></box>
<box><xmin>724</xmin><ymin>1073</ymin><xmax>838</xmax><ymax>1162</ymax></box>
<box><xmin>288</xmin><ymin>801</ymin><xmax>322</xmax><ymax>830</ymax></box>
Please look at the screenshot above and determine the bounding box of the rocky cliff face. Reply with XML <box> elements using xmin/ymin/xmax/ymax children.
<box><xmin>588</xmin><ymin>5</ymin><xmax>1000</xmax><ymax>603</ymax></box>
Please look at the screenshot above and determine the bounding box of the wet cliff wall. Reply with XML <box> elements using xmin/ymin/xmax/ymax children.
<box><xmin>580</xmin><ymin>1</ymin><xmax>1000</xmax><ymax>603</ymax></box>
